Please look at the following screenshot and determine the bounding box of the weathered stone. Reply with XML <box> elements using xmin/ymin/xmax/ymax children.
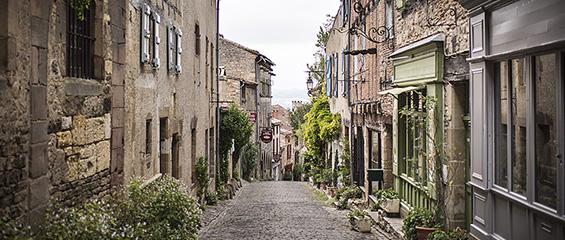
<box><xmin>71</xmin><ymin>115</ymin><xmax>106</xmax><ymax>145</ymax></box>
<box><xmin>29</xmin><ymin>143</ymin><xmax>48</xmax><ymax>179</ymax></box>
<box><xmin>104</xmin><ymin>113</ymin><xmax>111</xmax><ymax>139</ymax></box>
<box><xmin>111</xmin><ymin>85</ymin><xmax>124</xmax><ymax>108</ymax></box>
<box><xmin>64</xmin><ymin>78</ymin><xmax>104</xmax><ymax>96</ymax></box>
<box><xmin>31</xmin><ymin>86</ymin><xmax>48</xmax><ymax>121</ymax></box>
<box><xmin>31</xmin><ymin>17</ymin><xmax>48</xmax><ymax>48</ymax></box>
<box><xmin>61</xmin><ymin>116</ymin><xmax>72</xmax><ymax>130</ymax></box>
<box><xmin>111</xmin><ymin>108</ymin><xmax>124</xmax><ymax>128</ymax></box>
<box><xmin>29</xmin><ymin>176</ymin><xmax>49</xmax><ymax>209</ymax></box>
<box><xmin>111</xmin><ymin>128</ymin><xmax>124</xmax><ymax>149</ymax></box>
<box><xmin>96</xmin><ymin>141</ymin><xmax>110</xmax><ymax>172</ymax></box>
<box><xmin>30</xmin><ymin>120</ymin><xmax>49</xmax><ymax>144</ymax></box>
<box><xmin>56</xmin><ymin>131</ymin><xmax>72</xmax><ymax>148</ymax></box>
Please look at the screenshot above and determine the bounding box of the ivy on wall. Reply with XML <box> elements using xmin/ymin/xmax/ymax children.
<box><xmin>300</xmin><ymin>95</ymin><xmax>340</xmax><ymax>174</ymax></box>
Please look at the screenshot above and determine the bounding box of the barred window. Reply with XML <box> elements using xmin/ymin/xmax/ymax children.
<box><xmin>67</xmin><ymin>2</ymin><xmax>95</xmax><ymax>79</ymax></box>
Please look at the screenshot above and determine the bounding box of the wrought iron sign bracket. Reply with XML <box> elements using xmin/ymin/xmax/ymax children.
<box><xmin>349</xmin><ymin>1</ymin><xmax>394</xmax><ymax>48</ymax></box>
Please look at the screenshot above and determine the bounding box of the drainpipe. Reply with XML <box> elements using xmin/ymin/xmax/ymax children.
<box><xmin>215</xmin><ymin>0</ymin><xmax>220</xmax><ymax>187</ymax></box>
<box><xmin>346</xmin><ymin>0</ymin><xmax>354</xmax><ymax>186</ymax></box>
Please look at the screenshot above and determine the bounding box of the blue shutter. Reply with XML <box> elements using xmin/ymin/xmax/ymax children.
<box><xmin>343</xmin><ymin>52</ymin><xmax>348</xmax><ymax>97</ymax></box>
<box><xmin>334</xmin><ymin>53</ymin><xmax>339</xmax><ymax>97</ymax></box>
<box><xmin>325</xmin><ymin>56</ymin><xmax>331</xmax><ymax>96</ymax></box>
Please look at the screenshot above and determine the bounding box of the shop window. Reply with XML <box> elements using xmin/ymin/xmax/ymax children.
<box><xmin>399</xmin><ymin>90</ymin><xmax>428</xmax><ymax>183</ymax></box>
<box><xmin>495</xmin><ymin>58</ymin><xmax>527</xmax><ymax>196</ymax></box>
<box><xmin>67</xmin><ymin>1</ymin><xmax>95</xmax><ymax>79</ymax></box>
<box><xmin>534</xmin><ymin>54</ymin><xmax>557</xmax><ymax>209</ymax></box>
<box><xmin>495</xmin><ymin>53</ymin><xmax>562</xmax><ymax>210</ymax></box>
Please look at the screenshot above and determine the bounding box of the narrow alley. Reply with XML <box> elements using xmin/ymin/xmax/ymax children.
<box><xmin>199</xmin><ymin>181</ymin><xmax>387</xmax><ymax>240</ymax></box>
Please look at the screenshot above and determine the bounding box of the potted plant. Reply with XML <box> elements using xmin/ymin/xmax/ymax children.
<box><xmin>427</xmin><ymin>228</ymin><xmax>469</xmax><ymax>240</ymax></box>
<box><xmin>375</xmin><ymin>189</ymin><xmax>400</xmax><ymax>214</ymax></box>
<box><xmin>348</xmin><ymin>209</ymin><xmax>371</xmax><ymax>233</ymax></box>
<box><xmin>402</xmin><ymin>208</ymin><xmax>440</xmax><ymax>240</ymax></box>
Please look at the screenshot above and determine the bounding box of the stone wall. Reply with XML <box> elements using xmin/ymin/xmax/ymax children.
<box><xmin>123</xmin><ymin>0</ymin><xmax>218</xmax><ymax>189</ymax></box>
<box><xmin>0</xmin><ymin>0</ymin><xmax>125</xmax><ymax>226</ymax></box>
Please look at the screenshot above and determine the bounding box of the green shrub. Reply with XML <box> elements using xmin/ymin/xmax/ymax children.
<box><xmin>428</xmin><ymin>228</ymin><xmax>469</xmax><ymax>240</ymax></box>
<box><xmin>205</xmin><ymin>191</ymin><xmax>219</xmax><ymax>206</ymax></box>
<box><xmin>196</xmin><ymin>156</ymin><xmax>209</xmax><ymax>204</ymax></box>
<box><xmin>0</xmin><ymin>217</ymin><xmax>31</xmax><ymax>240</ymax></box>
<box><xmin>335</xmin><ymin>186</ymin><xmax>362</xmax><ymax>210</ymax></box>
<box><xmin>402</xmin><ymin>208</ymin><xmax>440</xmax><ymax>240</ymax></box>
<box><xmin>375</xmin><ymin>188</ymin><xmax>399</xmax><ymax>199</ymax></box>
<box><xmin>282</xmin><ymin>171</ymin><xmax>293</xmax><ymax>181</ymax></box>
<box><xmin>347</xmin><ymin>209</ymin><xmax>369</xmax><ymax>222</ymax></box>
<box><xmin>40</xmin><ymin>176</ymin><xmax>201</xmax><ymax>240</ymax></box>
<box><xmin>292</xmin><ymin>164</ymin><xmax>304</xmax><ymax>181</ymax></box>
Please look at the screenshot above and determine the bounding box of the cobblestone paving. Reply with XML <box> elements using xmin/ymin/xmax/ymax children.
<box><xmin>199</xmin><ymin>181</ymin><xmax>388</xmax><ymax>240</ymax></box>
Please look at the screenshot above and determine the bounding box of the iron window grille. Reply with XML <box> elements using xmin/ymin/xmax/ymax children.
<box><xmin>67</xmin><ymin>1</ymin><xmax>95</xmax><ymax>79</ymax></box>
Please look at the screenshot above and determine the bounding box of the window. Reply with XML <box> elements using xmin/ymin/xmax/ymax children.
<box><xmin>385</xmin><ymin>0</ymin><xmax>394</xmax><ymax>39</ymax></box>
<box><xmin>168</xmin><ymin>25</ymin><xmax>182</xmax><ymax>74</ymax></box>
<box><xmin>399</xmin><ymin>90</ymin><xmax>428</xmax><ymax>183</ymax></box>
<box><xmin>534</xmin><ymin>54</ymin><xmax>558</xmax><ymax>209</ymax></box>
<box><xmin>140</xmin><ymin>5</ymin><xmax>160</xmax><ymax>68</ymax></box>
<box><xmin>195</xmin><ymin>24</ymin><xmax>201</xmax><ymax>55</ymax></box>
<box><xmin>494</xmin><ymin>53</ymin><xmax>563</xmax><ymax>210</ymax></box>
<box><xmin>241</xmin><ymin>82</ymin><xmax>246</xmax><ymax>104</ymax></box>
<box><xmin>67</xmin><ymin>1</ymin><xmax>95</xmax><ymax>79</ymax></box>
<box><xmin>145</xmin><ymin>119</ymin><xmax>153</xmax><ymax>168</ymax></box>
<box><xmin>495</xmin><ymin>58</ymin><xmax>527</xmax><ymax>196</ymax></box>
<box><xmin>191</xmin><ymin>128</ymin><xmax>197</xmax><ymax>185</ymax></box>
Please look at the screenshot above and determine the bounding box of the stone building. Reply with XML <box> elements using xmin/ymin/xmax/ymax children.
<box><xmin>325</xmin><ymin>3</ymin><xmax>354</xmax><ymax>188</ymax></box>
<box><xmin>271</xmin><ymin>104</ymin><xmax>293</xmax><ymax>179</ymax></box>
<box><xmin>0</xmin><ymin>0</ymin><xmax>126</xmax><ymax>225</ymax></box>
<box><xmin>0</xmin><ymin>0</ymin><xmax>218</xmax><ymax>227</ymax></box>
<box><xmin>459</xmin><ymin>0</ymin><xmax>565</xmax><ymax>239</ymax></box>
<box><xmin>122</xmin><ymin>0</ymin><xmax>218</xmax><ymax>191</ymax></box>
<box><xmin>219</xmin><ymin>36</ymin><xmax>275</xmax><ymax>180</ymax></box>
<box><xmin>332</xmin><ymin>0</ymin><xmax>471</xmax><ymax>229</ymax></box>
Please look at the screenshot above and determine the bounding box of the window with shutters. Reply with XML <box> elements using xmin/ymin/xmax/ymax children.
<box><xmin>195</xmin><ymin>24</ymin><xmax>201</xmax><ymax>56</ymax></box>
<box><xmin>140</xmin><ymin>5</ymin><xmax>161</xmax><ymax>69</ymax></box>
<box><xmin>67</xmin><ymin>1</ymin><xmax>95</xmax><ymax>79</ymax></box>
<box><xmin>167</xmin><ymin>25</ymin><xmax>182</xmax><ymax>74</ymax></box>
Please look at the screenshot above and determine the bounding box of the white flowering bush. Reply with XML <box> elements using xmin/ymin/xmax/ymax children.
<box><xmin>39</xmin><ymin>176</ymin><xmax>201</xmax><ymax>240</ymax></box>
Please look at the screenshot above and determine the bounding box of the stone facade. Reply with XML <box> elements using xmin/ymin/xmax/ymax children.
<box><xmin>0</xmin><ymin>0</ymin><xmax>126</xmax><ymax>226</ymax></box>
<box><xmin>330</xmin><ymin>0</ymin><xmax>470</xmax><ymax>229</ymax></box>
<box><xmin>0</xmin><ymin>0</ymin><xmax>218</xmax><ymax>227</ymax></box>
<box><xmin>219</xmin><ymin>37</ymin><xmax>274</xmax><ymax>180</ymax></box>
<box><xmin>122</xmin><ymin>0</ymin><xmax>218</xmax><ymax>191</ymax></box>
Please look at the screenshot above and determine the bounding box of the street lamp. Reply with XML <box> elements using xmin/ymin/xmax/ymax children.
<box><xmin>306</xmin><ymin>76</ymin><xmax>314</xmax><ymax>91</ymax></box>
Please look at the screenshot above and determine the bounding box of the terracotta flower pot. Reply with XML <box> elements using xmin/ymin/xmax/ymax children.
<box><xmin>415</xmin><ymin>226</ymin><xmax>438</xmax><ymax>240</ymax></box>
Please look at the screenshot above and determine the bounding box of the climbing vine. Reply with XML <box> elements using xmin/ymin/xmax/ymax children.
<box><xmin>300</xmin><ymin>95</ymin><xmax>340</xmax><ymax>178</ymax></box>
<box><xmin>218</xmin><ymin>105</ymin><xmax>254</xmax><ymax>185</ymax></box>
<box><xmin>71</xmin><ymin>0</ymin><xmax>93</xmax><ymax>20</ymax></box>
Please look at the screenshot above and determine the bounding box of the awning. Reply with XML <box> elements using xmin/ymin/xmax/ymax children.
<box><xmin>378</xmin><ymin>86</ymin><xmax>425</xmax><ymax>95</ymax></box>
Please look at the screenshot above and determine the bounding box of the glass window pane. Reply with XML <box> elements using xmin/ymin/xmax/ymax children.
<box><xmin>496</xmin><ymin>61</ymin><xmax>509</xmax><ymax>188</ymax></box>
<box><xmin>534</xmin><ymin>54</ymin><xmax>558</xmax><ymax>209</ymax></box>
<box><xmin>511</xmin><ymin>58</ymin><xmax>527</xmax><ymax>195</ymax></box>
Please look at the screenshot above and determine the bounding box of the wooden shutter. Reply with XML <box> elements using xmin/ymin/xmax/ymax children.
<box><xmin>141</xmin><ymin>4</ymin><xmax>151</xmax><ymax>63</ymax></box>
<box><xmin>152</xmin><ymin>12</ymin><xmax>161</xmax><ymax>69</ymax></box>
<box><xmin>175</xmin><ymin>28</ymin><xmax>183</xmax><ymax>73</ymax></box>
<box><xmin>325</xmin><ymin>56</ymin><xmax>332</xmax><ymax>96</ymax></box>
<box><xmin>167</xmin><ymin>25</ymin><xmax>175</xmax><ymax>72</ymax></box>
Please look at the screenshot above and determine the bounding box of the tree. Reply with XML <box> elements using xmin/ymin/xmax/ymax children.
<box><xmin>300</xmin><ymin>95</ymin><xmax>340</xmax><ymax>176</ymax></box>
<box><xmin>218</xmin><ymin>105</ymin><xmax>254</xmax><ymax>184</ymax></box>
<box><xmin>290</xmin><ymin>103</ymin><xmax>311</xmax><ymax>134</ymax></box>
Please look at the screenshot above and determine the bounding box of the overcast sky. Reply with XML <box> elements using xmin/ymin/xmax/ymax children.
<box><xmin>220</xmin><ymin>0</ymin><xmax>341</xmax><ymax>108</ymax></box>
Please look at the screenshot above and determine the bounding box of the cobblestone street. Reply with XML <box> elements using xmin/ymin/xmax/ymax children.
<box><xmin>199</xmin><ymin>181</ymin><xmax>386</xmax><ymax>240</ymax></box>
